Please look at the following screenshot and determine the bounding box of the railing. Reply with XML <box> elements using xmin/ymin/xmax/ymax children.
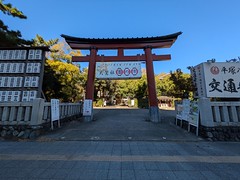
<box><xmin>42</xmin><ymin>102</ymin><xmax>83</xmax><ymax>124</ymax></box>
<box><xmin>198</xmin><ymin>98</ymin><xmax>240</xmax><ymax>127</ymax></box>
<box><xmin>0</xmin><ymin>98</ymin><xmax>83</xmax><ymax>126</ymax></box>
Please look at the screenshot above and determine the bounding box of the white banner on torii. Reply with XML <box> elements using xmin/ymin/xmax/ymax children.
<box><xmin>95</xmin><ymin>62</ymin><xmax>142</xmax><ymax>79</ymax></box>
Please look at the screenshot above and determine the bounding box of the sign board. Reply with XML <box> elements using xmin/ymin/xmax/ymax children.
<box><xmin>51</xmin><ymin>99</ymin><xmax>60</xmax><ymax>121</ymax></box>
<box><xmin>176</xmin><ymin>104</ymin><xmax>183</xmax><ymax>120</ymax></box>
<box><xmin>131</xmin><ymin>99</ymin><xmax>134</xmax><ymax>107</ymax></box>
<box><xmin>83</xmin><ymin>99</ymin><xmax>92</xmax><ymax>116</ymax></box>
<box><xmin>95</xmin><ymin>62</ymin><xmax>142</xmax><ymax>79</ymax></box>
<box><xmin>0</xmin><ymin>48</ymin><xmax>46</xmax><ymax>102</ymax></box>
<box><xmin>175</xmin><ymin>100</ymin><xmax>199</xmax><ymax>136</ymax></box>
<box><xmin>190</xmin><ymin>63</ymin><xmax>207</xmax><ymax>98</ymax></box>
<box><xmin>188</xmin><ymin>101</ymin><xmax>199</xmax><ymax>127</ymax></box>
<box><xmin>188</xmin><ymin>101</ymin><xmax>199</xmax><ymax>136</ymax></box>
<box><xmin>51</xmin><ymin>99</ymin><xmax>60</xmax><ymax>130</ymax></box>
<box><xmin>191</xmin><ymin>62</ymin><xmax>240</xmax><ymax>98</ymax></box>
<box><xmin>181</xmin><ymin>99</ymin><xmax>191</xmax><ymax>121</ymax></box>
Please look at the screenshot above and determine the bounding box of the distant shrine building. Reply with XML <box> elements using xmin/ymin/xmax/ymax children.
<box><xmin>62</xmin><ymin>32</ymin><xmax>182</xmax><ymax>122</ymax></box>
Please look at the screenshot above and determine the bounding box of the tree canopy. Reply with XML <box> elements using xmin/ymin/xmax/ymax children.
<box><xmin>43</xmin><ymin>60</ymin><xmax>85</xmax><ymax>102</ymax></box>
<box><xmin>32</xmin><ymin>35</ymin><xmax>85</xmax><ymax>102</ymax></box>
<box><xmin>169</xmin><ymin>69</ymin><xmax>194</xmax><ymax>98</ymax></box>
<box><xmin>0</xmin><ymin>0</ymin><xmax>32</xmax><ymax>47</ymax></box>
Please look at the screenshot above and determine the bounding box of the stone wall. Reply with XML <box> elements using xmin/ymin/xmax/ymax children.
<box><xmin>199</xmin><ymin>126</ymin><xmax>240</xmax><ymax>141</ymax></box>
<box><xmin>0</xmin><ymin>125</ymin><xmax>41</xmax><ymax>140</ymax></box>
<box><xmin>0</xmin><ymin>114</ymin><xmax>82</xmax><ymax>140</ymax></box>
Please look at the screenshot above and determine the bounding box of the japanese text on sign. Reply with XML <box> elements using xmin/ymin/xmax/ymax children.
<box><xmin>96</xmin><ymin>62</ymin><xmax>142</xmax><ymax>79</ymax></box>
<box><xmin>51</xmin><ymin>99</ymin><xmax>60</xmax><ymax>121</ymax></box>
<box><xmin>83</xmin><ymin>99</ymin><xmax>92</xmax><ymax>116</ymax></box>
<box><xmin>191</xmin><ymin>62</ymin><xmax>240</xmax><ymax>98</ymax></box>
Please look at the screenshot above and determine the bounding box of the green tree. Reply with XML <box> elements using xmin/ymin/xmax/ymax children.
<box><xmin>115</xmin><ymin>79</ymin><xmax>138</xmax><ymax>99</ymax></box>
<box><xmin>50</xmin><ymin>40</ymin><xmax>82</xmax><ymax>63</ymax></box>
<box><xmin>135</xmin><ymin>74</ymin><xmax>148</xmax><ymax>99</ymax></box>
<box><xmin>94</xmin><ymin>79</ymin><xmax>118</xmax><ymax>104</ymax></box>
<box><xmin>32</xmin><ymin>35</ymin><xmax>85</xmax><ymax>102</ymax></box>
<box><xmin>134</xmin><ymin>74</ymin><xmax>148</xmax><ymax>108</ymax></box>
<box><xmin>169</xmin><ymin>68</ymin><xmax>194</xmax><ymax>98</ymax></box>
<box><xmin>112</xmin><ymin>72</ymin><xmax>148</xmax><ymax>107</ymax></box>
<box><xmin>0</xmin><ymin>0</ymin><xmax>32</xmax><ymax>46</ymax></box>
<box><xmin>155</xmin><ymin>73</ymin><xmax>174</xmax><ymax>97</ymax></box>
<box><xmin>32</xmin><ymin>34</ymin><xmax>82</xmax><ymax>63</ymax></box>
<box><xmin>32</xmin><ymin>34</ymin><xmax>58</xmax><ymax>47</ymax></box>
<box><xmin>43</xmin><ymin>60</ymin><xmax>85</xmax><ymax>102</ymax></box>
<box><xmin>94</xmin><ymin>79</ymin><xmax>108</xmax><ymax>99</ymax></box>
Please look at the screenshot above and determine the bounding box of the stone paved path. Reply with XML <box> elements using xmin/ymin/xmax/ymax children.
<box><xmin>38</xmin><ymin>108</ymin><xmax>202</xmax><ymax>142</ymax></box>
<box><xmin>0</xmin><ymin>108</ymin><xmax>240</xmax><ymax>179</ymax></box>
<box><xmin>0</xmin><ymin>141</ymin><xmax>240</xmax><ymax>179</ymax></box>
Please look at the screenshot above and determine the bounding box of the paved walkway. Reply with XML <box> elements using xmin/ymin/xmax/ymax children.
<box><xmin>38</xmin><ymin>108</ymin><xmax>202</xmax><ymax>141</ymax></box>
<box><xmin>0</xmin><ymin>108</ymin><xmax>240</xmax><ymax>179</ymax></box>
<box><xmin>0</xmin><ymin>141</ymin><xmax>240</xmax><ymax>179</ymax></box>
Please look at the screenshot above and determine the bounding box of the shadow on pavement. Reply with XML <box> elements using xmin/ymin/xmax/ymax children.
<box><xmin>37</xmin><ymin>108</ymin><xmax>204</xmax><ymax>142</ymax></box>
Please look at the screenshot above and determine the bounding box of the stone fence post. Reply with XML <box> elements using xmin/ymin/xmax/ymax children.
<box><xmin>30</xmin><ymin>98</ymin><xmax>45</xmax><ymax>126</ymax></box>
<box><xmin>198</xmin><ymin>98</ymin><xmax>214</xmax><ymax>127</ymax></box>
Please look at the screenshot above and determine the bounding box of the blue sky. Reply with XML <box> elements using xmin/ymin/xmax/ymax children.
<box><xmin>2</xmin><ymin>0</ymin><xmax>240</xmax><ymax>74</ymax></box>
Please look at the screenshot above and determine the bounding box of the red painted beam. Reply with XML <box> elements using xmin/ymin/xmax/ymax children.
<box><xmin>72</xmin><ymin>54</ymin><xmax>171</xmax><ymax>62</ymax></box>
<box><xmin>72</xmin><ymin>55</ymin><xmax>90</xmax><ymax>62</ymax></box>
<box><xmin>68</xmin><ymin>41</ymin><xmax>174</xmax><ymax>50</ymax></box>
<box><xmin>153</xmin><ymin>54</ymin><xmax>171</xmax><ymax>61</ymax></box>
<box><xmin>96</xmin><ymin>55</ymin><xmax>143</xmax><ymax>62</ymax></box>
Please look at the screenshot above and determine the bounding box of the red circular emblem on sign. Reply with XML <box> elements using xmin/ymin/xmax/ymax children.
<box><xmin>210</xmin><ymin>66</ymin><xmax>219</xmax><ymax>75</ymax></box>
<box><xmin>124</xmin><ymin>68</ymin><xmax>130</xmax><ymax>76</ymax></box>
<box><xmin>131</xmin><ymin>67</ymin><xmax>138</xmax><ymax>76</ymax></box>
<box><xmin>116</xmin><ymin>68</ymin><xmax>123</xmax><ymax>76</ymax></box>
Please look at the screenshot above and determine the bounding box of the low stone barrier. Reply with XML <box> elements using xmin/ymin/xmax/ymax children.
<box><xmin>198</xmin><ymin>98</ymin><xmax>240</xmax><ymax>141</ymax></box>
<box><xmin>199</xmin><ymin>126</ymin><xmax>240</xmax><ymax>141</ymax></box>
<box><xmin>0</xmin><ymin>98</ymin><xmax>83</xmax><ymax>139</ymax></box>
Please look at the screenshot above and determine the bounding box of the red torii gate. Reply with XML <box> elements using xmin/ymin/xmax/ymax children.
<box><xmin>62</xmin><ymin>32</ymin><xmax>182</xmax><ymax>122</ymax></box>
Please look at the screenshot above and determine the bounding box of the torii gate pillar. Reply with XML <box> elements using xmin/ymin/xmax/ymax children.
<box><xmin>144</xmin><ymin>46</ymin><xmax>160</xmax><ymax>122</ymax></box>
<box><xmin>84</xmin><ymin>47</ymin><xmax>97</xmax><ymax>121</ymax></box>
<box><xmin>86</xmin><ymin>47</ymin><xmax>97</xmax><ymax>100</ymax></box>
